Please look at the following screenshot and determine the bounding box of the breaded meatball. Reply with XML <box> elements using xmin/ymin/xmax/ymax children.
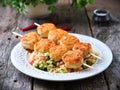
<box><xmin>59</xmin><ymin>34</ymin><xmax>80</xmax><ymax>50</ymax></box>
<box><xmin>48</xmin><ymin>28</ymin><xmax>68</xmax><ymax>43</ymax></box>
<box><xmin>50</xmin><ymin>45</ymin><xmax>68</xmax><ymax>62</ymax></box>
<box><xmin>34</xmin><ymin>39</ymin><xmax>56</xmax><ymax>53</ymax></box>
<box><xmin>37</xmin><ymin>23</ymin><xmax>56</xmax><ymax>38</ymax></box>
<box><xmin>21</xmin><ymin>32</ymin><xmax>40</xmax><ymax>51</ymax></box>
<box><xmin>73</xmin><ymin>42</ymin><xmax>92</xmax><ymax>57</ymax></box>
<box><xmin>62</xmin><ymin>50</ymin><xmax>83</xmax><ymax>69</ymax></box>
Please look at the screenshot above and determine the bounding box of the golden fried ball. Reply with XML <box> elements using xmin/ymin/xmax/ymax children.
<box><xmin>50</xmin><ymin>45</ymin><xmax>68</xmax><ymax>62</ymax></box>
<box><xmin>21</xmin><ymin>32</ymin><xmax>40</xmax><ymax>51</ymax></box>
<box><xmin>62</xmin><ymin>50</ymin><xmax>83</xmax><ymax>69</ymax></box>
<box><xmin>34</xmin><ymin>39</ymin><xmax>56</xmax><ymax>53</ymax></box>
<box><xmin>48</xmin><ymin>28</ymin><xmax>68</xmax><ymax>43</ymax></box>
<box><xmin>73</xmin><ymin>42</ymin><xmax>92</xmax><ymax>57</ymax></box>
<box><xmin>59</xmin><ymin>34</ymin><xmax>80</xmax><ymax>50</ymax></box>
<box><xmin>37</xmin><ymin>23</ymin><xmax>56</xmax><ymax>38</ymax></box>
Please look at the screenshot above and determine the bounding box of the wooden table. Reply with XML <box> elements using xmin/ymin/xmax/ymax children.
<box><xmin>0</xmin><ymin>0</ymin><xmax>120</xmax><ymax>90</ymax></box>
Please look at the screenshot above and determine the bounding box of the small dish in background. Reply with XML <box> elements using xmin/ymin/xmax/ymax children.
<box><xmin>93</xmin><ymin>9</ymin><xmax>112</xmax><ymax>26</ymax></box>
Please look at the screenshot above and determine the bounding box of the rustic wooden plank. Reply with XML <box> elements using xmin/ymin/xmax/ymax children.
<box><xmin>0</xmin><ymin>6</ymin><xmax>32</xmax><ymax>90</ymax></box>
<box><xmin>33</xmin><ymin>0</ymin><xmax>108</xmax><ymax>90</ymax></box>
<box><xmin>86</xmin><ymin>0</ymin><xmax>120</xmax><ymax>90</ymax></box>
<box><xmin>33</xmin><ymin>74</ymin><xmax>107</xmax><ymax>90</ymax></box>
<box><xmin>54</xmin><ymin>0</ymin><xmax>91</xmax><ymax>35</ymax></box>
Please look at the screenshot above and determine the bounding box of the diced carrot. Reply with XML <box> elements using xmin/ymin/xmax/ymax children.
<box><xmin>39</xmin><ymin>56</ymin><xmax>46</xmax><ymax>60</ymax></box>
<box><xmin>29</xmin><ymin>60</ymin><xmax>34</xmax><ymax>65</ymax></box>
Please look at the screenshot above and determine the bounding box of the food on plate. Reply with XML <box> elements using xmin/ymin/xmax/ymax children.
<box><xmin>20</xmin><ymin>23</ymin><xmax>99</xmax><ymax>73</ymax></box>
<box><xmin>73</xmin><ymin>42</ymin><xmax>92</xmax><ymax>57</ymax></box>
<box><xmin>59</xmin><ymin>34</ymin><xmax>80</xmax><ymax>50</ymax></box>
<box><xmin>50</xmin><ymin>45</ymin><xmax>68</xmax><ymax>62</ymax></box>
<box><xmin>62</xmin><ymin>50</ymin><xmax>83</xmax><ymax>69</ymax></box>
<box><xmin>34</xmin><ymin>39</ymin><xmax>56</xmax><ymax>53</ymax></box>
<box><xmin>48</xmin><ymin>28</ymin><xmax>68</xmax><ymax>43</ymax></box>
<box><xmin>21</xmin><ymin>32</ymin><xmax>40</xmax><ymax>51</ymax></box>
<box><xmin>37</xmin><ymin>23</ymin><xmax>56</xmax><ymax>38</ymax></box>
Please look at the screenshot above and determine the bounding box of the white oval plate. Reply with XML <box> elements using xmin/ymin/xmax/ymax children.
<box><xmin>11</xmin><ymin>33</ymin><xmax>113</xmax><ymax>81</ymax></box>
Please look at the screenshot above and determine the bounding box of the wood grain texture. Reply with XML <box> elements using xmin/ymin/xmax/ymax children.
<box><xmin>86</xmin><ymin>0</ymin><xmax>120</xmax><ymax>90</ymax></box>
<box><xmin>33</xmin><ymin>74</ymin><xmax>107</xmax><ymax>90</ymax></box>
<box><xmin>0</xmin><ymin>6</ymin><xmax>32</xmax><ymax>90</ymax></box>
<box><xmin>56</xmin><ymin>0</ymin><xmax>91</xmax><ymax>35</ymax></box>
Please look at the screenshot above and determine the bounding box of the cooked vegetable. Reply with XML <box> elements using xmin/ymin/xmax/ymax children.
<box><xmin>60</xmin><ymin>68</ymin><xmax>68</xmax><ymax>73</ymax></box>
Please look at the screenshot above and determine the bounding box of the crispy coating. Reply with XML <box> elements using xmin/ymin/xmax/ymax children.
<box><xmin>50</xmin><ymin>45</ymin><xmax>68</xmax><ymax>62</ymax></box>
<box><xmin>48</xmin><ymin>28</ymin><xmax>68</xmax><ymax>42</ymax></box>
<box><xmin>34</xmin><ymin>39</ymin><xmax>56</xmax><ymax>53</ymax></box>
<box><xmin>62</xmin><ymin>50</ymin><xmax>83</xmax><ymax>69</ymax></box>
<box><xmin>21</xmin><ymin>32</ymin><xmax>40</xmax><ymax>51</ymax></box>
<box><xmin>37</xmin><ymin>23</ymin><xmax>56</xmax><ymax>38</ymax></box>
<box><xmin>59</xmin><ymin>34</ymin><xmax>80</xmax><ymax>50</ymax></box>
<box><xmin>73</xmin><ymin>42</ymin><xmax>92</xmax><ymax>57</ymax></box>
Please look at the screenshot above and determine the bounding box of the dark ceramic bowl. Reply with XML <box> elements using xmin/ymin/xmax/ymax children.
<box><xmin>93</xmin><ymin>9</ymin><xmax>111</xmax><ymax>25</ymax></box>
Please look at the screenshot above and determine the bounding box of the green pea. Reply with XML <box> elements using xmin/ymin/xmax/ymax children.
<box><xmin>60</xmin><ymin>68</ymin><xmax>67</xmax><ymax>73</ymax></box>
<box><xmin>46</xmin><ymin>59</ymin><xmax>56</xmax><ymax>66</ymax></box>
<box><xmin>39</xmin><ymin>64</ymin><xmax>44</xmax><ymax>70</ymax></box>
<box><xmin>43</xmin><ymin>66</ymin><xmax>48</xmax><ymax>71</ymax></box>
<box><xmin>44</xmin><ymin>52</ymin><xmax>50</xmax><ymax>57</ymax></box>
<box><xmin>33</xmin><ymin>63</ymin><xmax>39</xmax><ymax>68</ymax></box>
<box><xmin>82</xmin><ymin>65</ymin><xmax>88</xmax><ymax>69</ymax></box>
